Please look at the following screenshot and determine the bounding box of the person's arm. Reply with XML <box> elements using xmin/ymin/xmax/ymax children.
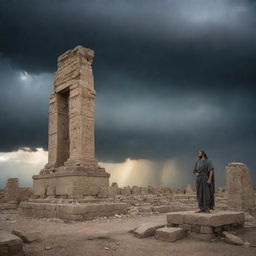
<box><xmin>193</xmin><ymin>162</ymin><xmax>199</xmax><ymax>176</ymax></box>
<box><xmin>207</xmin><ymin>169</ymin><xmax>213</xmax><ymax>184</ymax></box>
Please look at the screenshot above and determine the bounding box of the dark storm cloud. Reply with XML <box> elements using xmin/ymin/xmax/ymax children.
<box><xmin>1</xmin><ymin>0</ymin><xmax>256</xmax><ymax>91</ymax></box>
<box><xmin>0</xmin><ymin>57</ymin><xmax>53</xmax><ymax>151</ymax></box>
<box><xmin>0</xmin><ymin>0</ymin><xmax>256</xmax><ymax>184</ymax></box>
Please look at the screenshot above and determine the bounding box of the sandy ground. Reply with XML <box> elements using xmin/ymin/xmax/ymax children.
<box><xmin>1</xmin><ymin>210</ymin><xmax>256</xmax><ymax>256</ymax></box>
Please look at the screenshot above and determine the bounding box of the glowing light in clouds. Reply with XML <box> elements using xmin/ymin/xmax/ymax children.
<box><xmin>0</xmin><ymin>148</ymin><xmax>47</xmax><ymax>164</ymax></box>
<box><xmin>20</xmin><ymin>71</ymin><xmax>31</xmax><ymax>81</ymax></box>
<box><xmin>0</xmin><ymin>148</ymin><xmax>183</xmax><ymax>188</ymax></box>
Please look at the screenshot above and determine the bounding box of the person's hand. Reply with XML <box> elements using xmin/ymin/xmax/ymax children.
<box><xmin>207</xmin><ymin>179</ymin><xmax>212</xmax><ymax>184</ymax></box>
<box><xmin>195</xmin><ymin>172</ymin><xmax>199</xmax><ymax>176</ymax></box>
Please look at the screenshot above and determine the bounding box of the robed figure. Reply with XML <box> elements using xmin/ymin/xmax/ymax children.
<box><xmin>193</xmin><ymin>150</ymin><xmax>215</xmax><ymax>213</ymax></box>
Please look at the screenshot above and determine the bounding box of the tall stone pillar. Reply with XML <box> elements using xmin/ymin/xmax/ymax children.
<box><xmin>33</xmin><ymin>46</ymin><xmax>110</xmax><ymax>199</ymax></box>
<box><xmin>65</xmin><ymin>84</ymin><xmax>97</xmax><ymax>168</ymax></box>
<box><xmin>226</xmin><ymin>162</ymin><xmax>255</xmax><ymax>211</ymax></box>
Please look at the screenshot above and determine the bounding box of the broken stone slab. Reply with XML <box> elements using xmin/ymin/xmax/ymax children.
<box><xmin>0</xmin><ymin>230</ymin><xmax>24</xmax><ymax>256</ymax></box>
<box><xmin>12</xmin><ymin>230</ymin><xmax>41</xmax><ymax>243</ymax></box>
<box><xmin>155</xmin><ymin>227</ymin><xmax>186</xmax><ymax>242</ymax></box>
<box><xmin>167</xmin><ymin>211</ymin><xmax>244</xmax><ymax>227</ymax></box>
<box><xmin>132</xmin><ymin>221</ymin><xmax>167</xmax><ymax>238</ymax></box>
<box><xmin>223</xmin><ymin>231</ymin><xmax>244</xmax><ymax>245</ymax></box>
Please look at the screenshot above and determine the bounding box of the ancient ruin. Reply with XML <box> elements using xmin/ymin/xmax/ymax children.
<box><xmin>19</xmin><ymin>46</ymin><xmax>128</xmax><ymax>220</ymax></box>
<box><xmin>35</xmin><ymin>45</ymin><xmax>109</xmax><ymax>199</ymax></box>
<box><xmin>0</xmin><ymin>178</ymin><xmax>32</xmax><ymax>210</ymax></box>
<box><xmin>226</xmin><ymin>162</ymin><xmax>255</xmax><ymax>211</ymax></box>
<box><xmin>1</xmin><ymin>46</ymin><xmax>255</xmax><ymax>255</ymax></box>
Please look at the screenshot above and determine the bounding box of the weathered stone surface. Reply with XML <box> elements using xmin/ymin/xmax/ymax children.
<box><xmin>191</xmin><ymin>225</ymin><xmax>201</xmax><ymax>233</ymax></box>
<box><xmin>226</xmin><ymin>162</ymin><xmax>255</xmax><ymax>211</ymax></box>
<box><xmin>132</xmin><ymin>221</ymin><xmax>166</xmax><ymax>238</ymax></box>
<box><xmin>167</xmin><ymin>212</ymin><xmax>185</xmax><ymax>225</ymax></box>
<box><xmin>188</xmin><ymin>232</ymin><xmax>214</xmax><ymax>241</ymax></box>
<box><xmin>31</xmin><ymin>45</ymin><xmax>110</xmax><ymax>199</ymax></box>
<box><xmin>180</xmin><ymin>224</ymin><xmax>192</xmax><ymax>231</ymax></box>
<box><xmin>155</xmin><ymin>227</ymin><xmax>186</xmax><ymax>242</ymax></box>
<box><xmin>20</xmin><ymin>201</ymin><xmax>128</xmax><ymax>221</ymax></box>
<box><xmin>152</xmin><ymin>205</ymin><xmax>170</xmax><ymax>213</ymax></box>
<box><xmin>2</xmin><ymin>178</ymin><xmax>32</xmax><ymax>204</ymax></box>
<box><xmin>12</xmin><ymin>230</ymin><xmax>41</xmax><ymax>243</ymax></box>
<box><xmin>167</xmin><ymin>211</ymin><xmax>244</xmax><ymax>227</ymax></box>
<box><xmin>223</xmin><ymin>231</ymin><xmax>244</xmax><ymax>245</ymax></box>
<box><xmin>0</xmin><ymin>231</ymin><xmax>24</xmax><ymax>256</ymax></box>
<box><xmin>214</xmin><ymin>226</ymin><xmax>222</xmax><ymax>233</ymax></box>
<box><xmin>200</xmin><ymin>226</ymin><xmax>213</xmax><ymax>234</ymax></box>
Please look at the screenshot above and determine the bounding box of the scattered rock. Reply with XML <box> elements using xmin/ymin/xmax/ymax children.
<box><xmin>243</xmin><ymin>242</ymin><xmax>250</xmax><ymax>248</ymax></box>
<box><xmin>0</xmin><ymin>230</ymin><xmax>24</xmax><ymax>256</ymax></box>
<box><xmin>132</xmin><ymin>221</ymin><xmax>166</xmax><ymax>238</ymax></box>
<box><xmin>45</xmin><ymin>246</ymin><xmax>52</xmax><ymax>250</ymax></box>
<box><xmin>245</xmin><ymin>213</ymin><xmax>255</xmax><ymax>223</ymax></box>
<box><xmin>12</xmin><ymin>230</ymin><xmax>41</xmax><ymax>243</ymax></box>
<box><xmin>223</xmin><ymin>231</ymin><xmax>244</xmax><ymax>245</ymax></box>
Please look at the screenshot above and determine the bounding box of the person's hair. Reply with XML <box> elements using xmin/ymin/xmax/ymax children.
<box><xmin>199</xmin><ymin>150</ymin><xmax>208</xmax><ymax>159</ymax></box>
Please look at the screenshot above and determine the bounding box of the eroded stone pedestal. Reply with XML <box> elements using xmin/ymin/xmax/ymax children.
<box><xmin>33</xmin><ymin>169</ymin><xmax>109</xmax><ymax>199</ymax></box>
<box><xmin>20</xmin><ymin>199</ymin><xmax>128</xmax><ymax>221</ymax></box>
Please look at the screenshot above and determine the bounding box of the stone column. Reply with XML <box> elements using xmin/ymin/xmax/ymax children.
<box><xmin>226</xmin><ymin>162</ymin><xmax>255</xmax><ymax>211</ymax></box>
<box><xmin>47</xmin><ymin>93</ymin><xmax>57</xmax><ymax>168</ymax></box>
<box><xmin>47</xmin><ymin>93</ymin><xmax>69</xmax><ymax>168</ymax></box>
<box><xmin>65</xmin><ymin>83</ymin><xmax>97</xmax><ymax>168</ymax></box>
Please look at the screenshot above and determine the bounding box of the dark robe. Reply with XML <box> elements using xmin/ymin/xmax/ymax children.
<box><xmin>193</xmin><ymin>159</ymin><xmax>215</xmax><ymax>211</ymax></box>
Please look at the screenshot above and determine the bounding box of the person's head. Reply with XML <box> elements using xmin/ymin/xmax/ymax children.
<box><xmin>198</xmin><ymin>150</ymin><xmax>208</xmax><ymax>159</ymax></box>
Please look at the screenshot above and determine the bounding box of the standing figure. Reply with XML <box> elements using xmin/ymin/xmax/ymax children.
<box><xmin>193</xmin><ymin>150</ymin><xmax>215</xmax><ymax>213</ymax></box>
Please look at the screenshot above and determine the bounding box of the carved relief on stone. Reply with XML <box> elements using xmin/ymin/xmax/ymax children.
<box><xmin>82</xmin><ymin>96</ymin><xmax>94</xmax><ymax>118</ymax></box>
<box><xmin>69</xmin><ymin>117</ymin><xmax>81</xmax><ymax>158</ymax></box>
<box><xmin>49</xmin><ymin>101</ymin><xmax>55</xmax><ymax>114</ymax></box>
<box><xmin>48</xmin><ymin>114</ymin><xmax>57</xmax><ymax>135</ymax></box>
<box><xmin>84</xmin><ymin>118</ymin><xmax>94</xmax><ymax>158</ymax></box>
<box><xmin>48</xmin><ymin>134</ymin><xmax>56</xmax><ymax>164</ymax></box>
<box><xmin>69</xmin><ymin>95</ymin><xmax>80</xmax><ymax>117</ymax></box>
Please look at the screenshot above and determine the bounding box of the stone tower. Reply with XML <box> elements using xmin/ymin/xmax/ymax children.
<box><xmin>226</xmin><ymin>162</ymin><xmax>255</xmax><ymax>211</ymax></box>
<box><xmin>33</xmin><ymin>46</ymin><xmax>110</xmax><ymax>199</ymax></box>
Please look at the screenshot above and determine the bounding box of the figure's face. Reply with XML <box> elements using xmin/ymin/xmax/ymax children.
<box><xmin>198</xmin><ymin>151</ymin><xmax>203</xmax><ymax>158</ymax></box>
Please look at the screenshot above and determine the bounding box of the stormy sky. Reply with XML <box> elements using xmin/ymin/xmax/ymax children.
<box><xmin>0</xmin><ymin>0</ymin><xmax>255</xmax><ymax>188</ymax></box>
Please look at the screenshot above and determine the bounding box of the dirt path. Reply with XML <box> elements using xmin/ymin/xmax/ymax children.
<box><xmin>1</xmin><ymin>211</ymin><xmax>256</xmax><ymax>256</ymax></box>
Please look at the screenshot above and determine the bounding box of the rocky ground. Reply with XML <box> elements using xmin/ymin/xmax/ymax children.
<box><xmin>1</xmin><ymin>209</ymin><xmax>256</xmax><ymax>256</ymax></box>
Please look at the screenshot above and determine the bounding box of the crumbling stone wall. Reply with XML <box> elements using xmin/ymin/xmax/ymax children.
<box><xmin>3</xmin><ymin>178</ymin><xmax>32</xmax><ymax>203</ymax></box>
<box><xmin>107</xmin><ymin>183</ymin><xmax>228</xmax><ymax>216</ymax></box>
<box><xmin>4</xmin><ymin>178</ymin><xmax>19</xmax><ymax>202</ymax></box>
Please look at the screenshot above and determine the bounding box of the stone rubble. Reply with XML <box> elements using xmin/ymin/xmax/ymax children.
<box><xmin>223</xmin><ymin>231</ymin><xmax>244</xmax><ymax>245</ymax></box>
<box><xmin>0</xmin><ymin>230</ymin><xmax>24</xmax><ymax>256</ymax></box>
<box><xmin>155</xmin><ymin>227</ymin><xmax>186</xmax><ymax>242</ymax></box>
<box><xmin>12</xmin><ymin>229</ymin><xmax>41</xmax><ymax>243</ymax></box>
<box><xmin>131</xmin><ymin>221</ymin><xmax>167</xmax><ymax>238</ymax></box>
